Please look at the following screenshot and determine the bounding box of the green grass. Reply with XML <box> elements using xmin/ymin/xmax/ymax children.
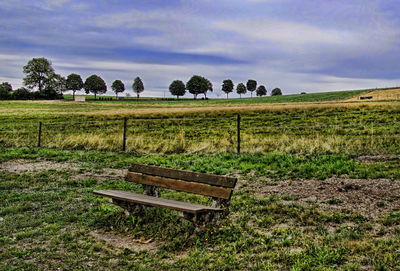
<box><xmin>64</xmin><ymin>88</ymin><xmax>373</xmax><ymax>105</ymax></box>
<box><xmin>1</xmin><ymin>147</ymin><xmax>400</xmax><ymax>180</ymax></box>
<box><xmin>1</xmin><ymin>147</ymin><xmax>399</xmax><ymax>270</ymax></box>
<box><xmin>1</xmin><ymin>99</ymin><xmax>400</xmax><ymax>155</ymax></box>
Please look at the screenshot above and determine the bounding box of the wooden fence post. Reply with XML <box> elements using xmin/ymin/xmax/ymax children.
<box><xmin>37</xmin><ymin>121</ymin><xmax>42</xmax><ymax>147</ymax></box>
<box><xmin>122</xmin><ymin>117</ymin><xmax>127</xmax><ymax>151</ymax></box>
<box><xmin>237</xmin><ymin>114</ymin><xmax>241</xmax><ymax>154</ymax></box>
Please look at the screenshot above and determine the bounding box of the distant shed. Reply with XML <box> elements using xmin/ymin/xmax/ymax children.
<box><xmin>75</xmin><ymin>95</ymin><xmax>86</xmax><ymax>102</ymax></box>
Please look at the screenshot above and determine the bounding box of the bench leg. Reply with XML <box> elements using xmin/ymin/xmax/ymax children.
<box><xmin>212</xmin><ymin>198</ymin><xmax>230</xmax><ymax>217</ymax></box>
<box><xmin>110</xmin><ymin>199</ymin><xmax>144</xmax><ymax>216</ymax></box>
<box><xmin>181</xmin><ymin>211</ymin><xmax>222</xmax><ymax>226</ymax></box>
<box><xmin>143</xmin><ymin>185</ymin><xmax>160</xmax><ymax>197</ymax></box>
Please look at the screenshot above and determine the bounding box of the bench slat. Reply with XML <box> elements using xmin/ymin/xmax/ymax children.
<box><xmin>129</xmin><ymin>164</ymin><xmax>237</xmax><ymax>188</ymax></box>
<box><xmin>125</xmin><ymin>172</ymin><xmax>233</xmax><ymax>200</ymax></box>
<box><xmin>93</xmin><ymin>190</ymin><xmax>223</xmax><ymax>214</ymax></box>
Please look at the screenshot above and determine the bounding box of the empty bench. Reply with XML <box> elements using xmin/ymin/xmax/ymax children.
<box><xmin>93</xmin><ymin>164</ymin><xmax>237</xmax><ymax>224</ymax></box>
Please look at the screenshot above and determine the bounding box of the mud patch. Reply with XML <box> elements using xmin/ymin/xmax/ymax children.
<box><xmin>248</xmin><ymin>178</ymin><xmax>400</xmax><ymax>217</ymax></box>
<box><xmin>89</xmin><ymin>231</ymin><xmax>160</xmax><ymax>252</ymax></box>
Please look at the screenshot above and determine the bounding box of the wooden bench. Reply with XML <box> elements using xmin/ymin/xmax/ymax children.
<box><xmin>93</xmin><ymin>164</ymin><xmax>237</xmax><ymax>224</ymax></box>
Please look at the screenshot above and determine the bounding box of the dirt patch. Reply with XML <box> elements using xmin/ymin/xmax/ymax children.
<box><xmin>247</xmin><ymin>178</ymin><xmax>400</xmax><ymax>217</ymax></box>
<box><xmin>0</xmin><ymin>159</ymin><xmax>78</xmax><ymax>172</ymax></box>
<box><xmin>89</xmin><ymin>231</ymin><xmax>160</xmax><ymax>252</ymax></box>
<box><xmin>0</xmin><ymin>159</ymin><xmax>127</xmax><ymax>179</ymax></box>
<box><xmin>357</xmin><ymin>155</ymin><xmax>400</xmax><ymax>163</ymax></box>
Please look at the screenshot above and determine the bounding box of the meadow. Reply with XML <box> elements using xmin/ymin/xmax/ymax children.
<box><xmin>1</xmin><ymin>147</ymin><xmax>400</xmax><ymax>270</ymax></box>
<box><xmin>1</xmin><ymin>88</ymin><xmax>400</xmax><ymax>155</ymax></box>
<box><xmin>1</xmin><ymin>89</ymin><xmax>400</xmax><ymax>270</ymax></box>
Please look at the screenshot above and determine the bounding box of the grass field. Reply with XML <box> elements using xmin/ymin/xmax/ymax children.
<box><xmin>1</xmin><ymin>147</ymin><xmax>400</xmax><ymax>270</ymax></box>
<box><xmin>1</xmin><ymin>88</ymin><xmax>400</xmax><ymax>270</ymax></box>
<box><xmin>65</xmin><ymin>88</ymin><xmax>373</xmax><ymax>104</ymax></box>
<box><xmin>1</xmin><ymin>88</ymin><xmax>400</xmax><ymax>155</ymax></box>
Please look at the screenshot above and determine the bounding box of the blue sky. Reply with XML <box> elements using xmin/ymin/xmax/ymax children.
<box><xmin>1</xmin><ymin>0</ymin><xmax>400</xmax><ymax>97</ymax></box>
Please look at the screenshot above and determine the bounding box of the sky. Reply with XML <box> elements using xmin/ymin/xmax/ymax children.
<box><xmin>1</xmin><ymin>0</ymin><xmax>400</xmax><ymax>98</ymax></box>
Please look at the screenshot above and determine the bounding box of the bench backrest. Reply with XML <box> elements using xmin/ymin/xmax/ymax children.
<box><xmin>125</xmin><ymin>164</ymin><xmax>237</xmax><ymax>200</ymax></box>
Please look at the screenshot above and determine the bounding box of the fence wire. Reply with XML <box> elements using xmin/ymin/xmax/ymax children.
<box><xmin>1</xmin><ymin>115</ymin><xmax>399</xmax><ymax>154</ymax></box>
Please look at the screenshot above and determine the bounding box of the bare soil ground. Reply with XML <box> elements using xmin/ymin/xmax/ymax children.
<box><xmin>244</xmin><ymin>177</ymin><xmax>400</xmax><ymax>217</ymax></box>
<box><xmin>89</xmin><ymin>231</ymin><xmax>159</xmax><ymax>252</ymax></box>
<box><xmin>0</xmin><ymin>159</ymin><xmax>127</xmax><ymax>179</ymax></box>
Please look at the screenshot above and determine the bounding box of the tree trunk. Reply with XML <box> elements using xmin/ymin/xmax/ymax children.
<box><xmin>240</xmin><ymin>94</ymin><xmax>242</xmax><ymax>98</ymax></box>
<box><xmin>251</xmin><ymin>92</ymin><xmax>253</xmax><ymax>98</ymax></box>
<box><xmin>73</xmin><ymin>90</ymin><xmax>75</xmax><ymax>100</ymax></box>
<box><xmin>94</xmin><ymin>92</ymin><xmax>97</xmax><ymax>100</ymax></box>
<box><xmin>227</xmin><ymin>93</ymin><xmax>228</xmax><ymax>99</ymax></box>
<box><xmin>177</xmin><ymin>95</ymin><xmax>179</xmax><ymax>99</ymax></box>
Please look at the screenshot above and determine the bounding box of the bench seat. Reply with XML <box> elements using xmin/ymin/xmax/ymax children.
<box><xmin>93</xmin><ymin>190</ymin><xmax>223</xmax><ymax>214</ymax></box>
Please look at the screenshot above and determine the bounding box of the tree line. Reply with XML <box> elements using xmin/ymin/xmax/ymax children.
<box><xmin>0</xmin><ymin>57</ymin><xmax>282</xmax><ymax>100</ymax></box>
<box><xmin>168</xmin><ymin>76</ymin><xmax>281</xmax><ymax>99</ymax></box>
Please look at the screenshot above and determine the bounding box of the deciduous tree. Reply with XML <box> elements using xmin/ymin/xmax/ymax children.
<box><xmin>256</xmin><ymin>85</ymin><xmax>267</xmax><ymax>97</ymax></box>
<box><xmin>236</xmin><ymin>83</ymin><xmax>247</xmax><ymax>98</ymax></box>
<box><xmin>43</xmin><ymin>73</ymin><xmax>66</xmax><ymax>99</ymax></box>
<box><xmin>111</xmin><ymin>80</ymin><xmax>125</xmax><ymax>98</ymax></box>
<box><xmin>0</xmin><ymin>82</ymin><xmax>12</xmax><ymax>92</ymax></box>
<box><xmin>66</xmin><ymin>73</ymin><xmax>83</xmax><ymax>99</ymax></box>
<box><xmin>246</xmin><ymin>80</ymin><xmax>257</xmax><ymax>97</ymax></box>
<box><xmin>84</xmin><ymin>75</ymin><xmax>107</xmax><ymax>99</ymax></box>
<box><xmin>186</xmin><ymin>75</ymin><xmax>209</xmax><ymax>99</ymax></box>
<box><xmin>132</xmin><ymin>77</ymin><xmax>144</xmax><ymax>98</ymax></box>
<box><xmin>271</xmin><ymin>88</ymin><xmax>282</xmax><ymax>96</ymax></box>
<box><xmin>169</xmin><ymin>80</ymin><xmax>186</xmax><ymax>99</ymax></box>
<box><xmin>23</xmin><ymin>57</ymin><xmax>56</xmax><ymax>92</ymax></box>
<box><xmin>222</xmin><ymin>79</ymin><xmax>234</xmax><ymax>99</ymax></box>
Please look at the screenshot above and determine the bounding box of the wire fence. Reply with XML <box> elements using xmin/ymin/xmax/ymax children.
<box><xmin>1</xmin><ymin>113</ymin><xmax>400</xmax><ymax>155</ymax></box>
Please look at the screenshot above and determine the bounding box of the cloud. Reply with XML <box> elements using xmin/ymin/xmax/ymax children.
<box><xmin>44</xmin><ymin>0</ymin><xmax>70</xmax><ymax>9</ymax></box>
<box><xmin>215</xmin><ymin>19</ymin><xmax>354</xmax><ymax>46</ymax></box>
<box><xmin>1</xmin><ymin>0</ymin><xmax>400</xmax><ymax>96</ymax></box>
<box><xmin>70</xmin><ymin>3</ymin><xmax>88</xmax><ymax>11</ymax></box>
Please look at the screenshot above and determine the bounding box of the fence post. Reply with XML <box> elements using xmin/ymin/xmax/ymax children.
<box><xmin>37</xmin><ymin>121</ymin><xmax>42</xmax><ymax>147</ymax></box>
<box><xmin>122</xmin><ymin>117</ymin><xmax>127</xmax><ymax>151</ymax></box>
<box><xmin>237</xmin><ymin>114</ymin><xmax>241</xmax><ymax>154</ymax></box>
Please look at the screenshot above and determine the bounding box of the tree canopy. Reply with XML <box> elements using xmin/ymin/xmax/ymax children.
<box><xmin>246</xmin><ymin>80</ymin><xmax>257</xmax><ymax>97</ymax></box>
<box><xmin>271</xmin><ymin>88</ymin><xmax>282</xmax><ymax>96</ymax></box>
<box><xmin>256</xmin><ymin>85</ymin><xmax>267</xmax><ymax>97</ymax></box>
<box><xmin>66</xmin><ymin>74</ymin><xmax>83</xmax><ymax>99</ymax></box>
<box><xmin>0</xmin><ymin>82</ymin><xmax>12</xmax><ymax>100</ymax></box>
<box><xmin>132</xmin><ymin>77</ymin><xmax>144</xmax><ymax>98</ymax></box>
<box><xmin>84</xmin><ymin>75</ymin><xmax>107</xmax><ymax>99</ymax></box>
<box><xmin>43</xmin><ymin>73</ymin><xmax>66</xmax><ymax>99</ymax></box>
<box><xmin>221</xmin><ymin>80</ymin><xmax>234</xmax><ymax>99</ymax></box>
<box><xmin>23</xmin><ymin>57</ymin><xmax>56</xmax><ymax>92</ymax></box>
<box><xmin>236</xmin><ymin>83</ymin><xmax>247</xmax><ymax>98</ymax></box>
<box><xmin>186</xmin><ymin>75</ymin><xmax>209</xmax><ymax>99</ymax></box>
<box><xmin>111</xmin><ymin>80</ymin><xmax>125</xmax><ymax>98</ymax></box>
<box><xmin>205</xmin><ymin>79</ymin><xmax>213</xmax><ymax>98</ymax></box>
<box><xmin>0</xmin><ymin>82</ymin><xmax>12</xmax><ymax>92</ymax></box>
<box><xmin>169</xmin><ymin>80</ymin><xmax>186</xmax><ymax>99</ymax></box>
